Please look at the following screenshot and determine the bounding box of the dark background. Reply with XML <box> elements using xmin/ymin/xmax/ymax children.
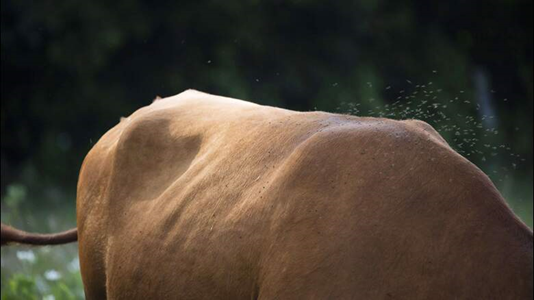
<box><xmin>1</xmin><ymin>0</ymin><xmax>532</xmax><ymax>297</ymax></box>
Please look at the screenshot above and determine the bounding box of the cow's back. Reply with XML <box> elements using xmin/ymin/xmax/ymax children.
<box><xmin>76</xmin><ymin>90</ymin><xmax>533</xmax><ymax>299</ymax></box>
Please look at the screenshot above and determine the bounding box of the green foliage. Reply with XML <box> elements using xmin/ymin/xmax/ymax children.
<box><xmin>4</xmin><ymin>184</ymin><xmax>27</xmax><ymax>210</ymax></box>
<box><xmin>1</xmin><ymin>273</ymin><xmax>83</xmax><ymax>300</ymax></box>
<box><xmin>49</xmin><ymin>282</ymin><xmax>79</xmax><ymax>300</ymax></box>
<box><xmin>1</xmin><ymin>275</ymin><xmax>38</xmax><ymax>300</ymax></box>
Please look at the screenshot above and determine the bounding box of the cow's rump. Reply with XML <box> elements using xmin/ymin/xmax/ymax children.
<box><xmin>77</xmin><ymin>90</ymin><xmax>533</xmax><ymax>300</ymax></box>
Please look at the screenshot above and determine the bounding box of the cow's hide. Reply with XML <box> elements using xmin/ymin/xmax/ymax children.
<box><xmin>76</xmin><ymin>90</ymin><xmax>532</xmax><ymax>299</ymax></box>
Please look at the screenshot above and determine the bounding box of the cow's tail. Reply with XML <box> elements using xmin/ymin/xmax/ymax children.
<box><xmin>1</xmin><ymin>223</ymin><xmax>77</xmax><ymax>246</ymax></box>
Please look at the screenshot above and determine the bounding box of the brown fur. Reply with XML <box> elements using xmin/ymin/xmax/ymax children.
<box><xmin>4</xmin><ymin>90</ymin><xmax>533</xmax><ymax>299</ymax></box>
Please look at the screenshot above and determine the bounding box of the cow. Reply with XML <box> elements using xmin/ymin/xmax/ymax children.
<box><xmin>1</xmin><ymin>90</ymin><xmax>532</xmax><ymax>299</ymax></box>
